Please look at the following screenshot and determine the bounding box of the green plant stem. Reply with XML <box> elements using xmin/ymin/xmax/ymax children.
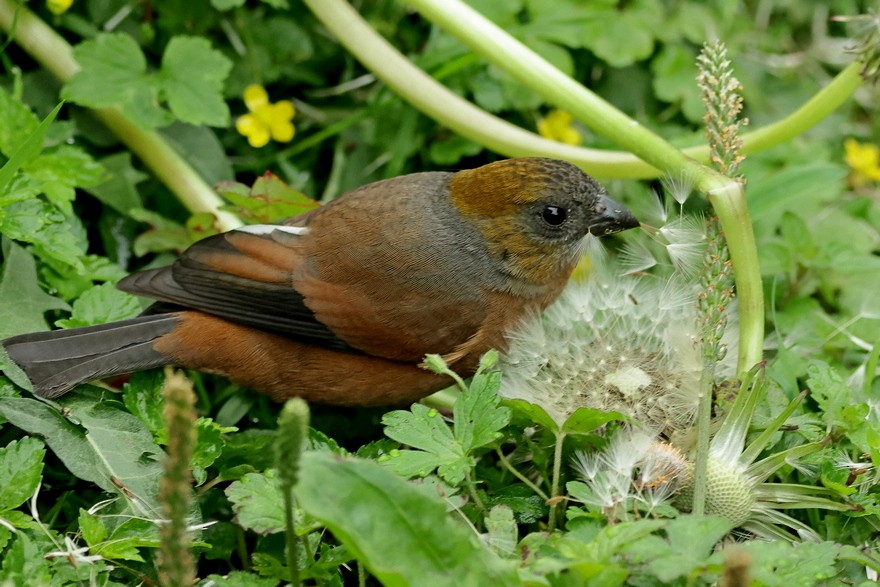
<box><xmin>864</xmin><ymin>337</ymin><xmax>880</xmax><ymax>398</ymax></box>
<box><xmin>690</xmin><ymin>364</ymin><xmax>716</xmax><ymax>515</ymax></box>
<box><xmin>276</xmin><ymin>109</ymin><xmax>369</xmax><ymax>160</ymax></box>
<box><xmin>0</xmin><ymin>0</ymin><xmax>241</xmax><ymax>231</ymax></box>
<box><xmin>546</xmin><ymin>431</ymin><xmax>566</xmax><ymax>533</ymax></box>
<box><xmin>305</xmin><ymin>0</ymin><xmax>862</xmax><ymax>181</ymax></box>
<box><xmin>495</xmin><ymin>447</ymin><xmax>549</xmax><ymax>501</ymax></box>
<box><xmin>282</xmin><ymin>487</ymin><xmax>301</xmax><ymax>587</ymax></box>
<box><xmin>465</xmin><ymin>470</ymin><xmax>486</xmax><ymax>512</ymax></box>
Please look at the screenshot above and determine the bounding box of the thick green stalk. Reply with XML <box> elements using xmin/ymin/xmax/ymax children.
<box><xmin>302</xmin><ymin>0</ymin><xmax>651</xmax><ymax>178</ymax></box>
<box><xmin>305</xmin><ymin>1</ymin><xmax>861</xmax><ymax>181</ymax></box>
<box><xmin>0</xmin><ymin>0</ymin><xmax>241</xmax><ymax>230</ymax></box>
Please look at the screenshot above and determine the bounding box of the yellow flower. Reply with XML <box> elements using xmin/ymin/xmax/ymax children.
<box><xmin>235</xmin><ymin>84</ymin><xmax>295</xmax><ymax>149</ymax></box>
<box><xmin>47</xmin><ymin>0</ymin><xmax>73</xmax><ymax>14</ymax></box>
<box><xmin>537</xmin><ymin>110</ymin><xmax>582</xmax><ymax>145</ymax></box>
<box><xmin>844</xmin><ymin>138</ymin><xmax>880</xmax><ymax>188</ymax></box>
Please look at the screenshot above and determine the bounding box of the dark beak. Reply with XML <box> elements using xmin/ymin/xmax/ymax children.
<box><xmin>589</xmin><ymin>195</ymin><xmax>639</xmax><ymax>237</ymax></box>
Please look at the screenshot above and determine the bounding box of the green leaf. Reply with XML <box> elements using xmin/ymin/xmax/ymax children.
<box><xmin>738</xmin><ymin>540</ymin><xmax>840</xmax><ymax>586</ymax></box>
<box><xmin>192</xmin><ymin>417</ymin><xmax>236</xmax><ymax>485</ymax></box>
<box><xmin>78</xmin><ymin>508</ymin><xmax>108</xmax><ymax>547</ymax></box>
<box><xmin>0</xmin><ymin>437</ymin><xmax>45</xmax><ymax>511</ymax></box>
<box><xmin>95</xmin><ymin>517</ymin><xmax>162</xmax><ymax>561</ymax></box>
<box><xmin>639</xmin><ymin>515</ymin><xmax>733</xmax><ymax>582</ymax></box>
<box><xmin>0</xmin><ymin>390</ymin><xmax>165</xmax><ymax>519</ymax></box>
<box><xmin>122</xmin><ymin>370</ymin><xmax>167</xmax><ymax>442</ymax></box>
<box><xmin>806</xmin><ymin>362</ymin><xmax>850</xmax><ymax>429</ymax></box>
<box><xmin>453</xmin><ymin>369</ymin><xmax>509</xmax><ymax>453</ymax></box>
<box><xmin>1</xmin><ymin>198</ymin><xmax>86</xmax><ymax>270</ymax></box>
<box><xmin>381</xmin><ymin>404</ymin><xmax>470</xmax><ymax>484</ymax></box>
<box><xmin>226</xmin><ymin>470</ymin><xmax>285</xmax><ymax>535</ymax></box>
<box><xmin>747</xmin><ymin>163</ymin><xmax>847</xmax><ymax>223</ymax></box>
<box><xmin>0</xmin><ymin>100</ymin><xmax>62</xmax><ymax>194</ymax></box>
<box><xmin>297</xmin><ymin>452</ymin><xmax>519</xmax><ymax>587</ymax></box>
<box><xmin>504</xmin><ymin>398</ymin><xmax>560</xmax><ymax>432</ymax></box>
<box><xmin>0</xmin><ymin>238</ymin><xmax>70</xmax><ymax>341</ymax></box>
<box><xmin>562</xmin><ymin>407</ymin><xmax>626</xmax><ymax>435</ymax></box>
<box><xmin>0</xmin><ymin>87</ymin><xmax>40</xmax><ymax>158</ymax></box>
<box><xmin>217</xmin><ymin>172</ymin><xmax>319</xmax><ymax>224</ymax></box>
<box><xmin>54</xmin><ymin>282</ymin><xmax>142</xmax><ymax>328</ymax></box>
<box><xmin>63</xmin><ymin>33</ymin><xmax>170</xmax><ymax>129</ymax></box>
<box><xmin>0</xmin><ymin>533</ymin><xmax>52</xmax><ymax>585</ymax></box>
<box><xmin>25</xmin><ymin>146</ymin><xmax>105</xmax><ymax>215</ymax></box>
<box><xmin>159</xmin><ymin>36</ymin><xmax>232</xmax><ymax>127</ymax></box>
<box><xmin>129</xmin><ymin>207</ymin><xmax>193</xmax><ymax>255</ymax></box>
<box><xmin>483</xmin><ymin>505</ymin><xmax>517</xmax><ymax>557</ymax></box>
<box><xmin>200</xmin><ymin>571</ymin><xmax>279</xmax><ymax>587</ymax></box>
<box><xmin>82</xmin><ymin>152</ymin><xmax>147</xmax><ymax>216</ymax></box>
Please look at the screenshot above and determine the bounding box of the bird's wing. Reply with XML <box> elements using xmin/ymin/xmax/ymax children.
<box><xmin>118</xmin><ymin>225</ymin><xmax>352</xmax><ymax>350</ymax></box>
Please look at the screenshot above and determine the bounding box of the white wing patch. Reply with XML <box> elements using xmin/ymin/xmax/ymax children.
<box><xmin>235</xmin><ymin>224</ymin><xmax>309</xmax><ymax>236</ymax></box>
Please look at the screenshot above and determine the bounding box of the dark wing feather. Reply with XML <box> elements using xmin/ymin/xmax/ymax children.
<box><xmin>118</xmin><ymin>229</ymin><xmax>352</xmax><ymax>351</ymax></box>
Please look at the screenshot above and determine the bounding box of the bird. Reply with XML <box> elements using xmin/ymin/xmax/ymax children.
<box><xmin>2</xmin><ymin>157</ymin><xmax>639</xmax><ymax>406</ymax></box>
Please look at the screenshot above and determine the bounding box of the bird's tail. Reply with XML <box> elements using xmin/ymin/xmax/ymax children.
<box><xmin>2</xmin><ymin>315</ymin><xmax>179</xmax><ymax>399</ymax></box>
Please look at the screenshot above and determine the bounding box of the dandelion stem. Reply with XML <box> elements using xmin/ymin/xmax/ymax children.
<box><xmin>547</xmin><ymin>431</ymin><xmax>566</xmax><ymax>532</ymax></box>
<box><xmin>495</xmin><ymin>447</ymin><xmax>549</xmax><ymax>501</ymax></box>
<box><xmin>691</xmin><ymin>364</ymin><xmax>716</xmax><ymax>515</ymax></box>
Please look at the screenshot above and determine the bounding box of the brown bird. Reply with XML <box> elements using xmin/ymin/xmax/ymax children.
<box><xmin>2</xmin><ymin>158</ymin><xmax>638</xmax><ymax>406</ymax></box>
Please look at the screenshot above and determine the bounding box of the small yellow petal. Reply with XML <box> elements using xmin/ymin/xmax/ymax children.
<box><xmin>235</xmin><ymin>114</ymin><xmax>270</xmax><ymax>148</ymax></box>
<box><xmin>844</xmin><ymin>139</ymin><xmax>880</xmax><ymax>186</ymax></box>
<box><xmin>538</xmin><ymin>110</ymin><xmax>581</xmax><ymax>145</ymax></box>
<box><xmin>243</xmin><ymin>84</ymin><xmax>269</xmax><ymax>112</ymax></box>
<box><xmin>47</xmin><ymin>0</ymin><xmax>74</xmax><ymax>14</ymax></box>
<box><xmin>270</xmin><ymin>121</ymin><xmax>295</xmax><ymax>143</ymax></box>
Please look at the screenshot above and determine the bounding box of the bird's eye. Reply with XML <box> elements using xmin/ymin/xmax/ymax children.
<box><xmin>541</xmin><ymin>205</ymin><xmax>567</xmax><ymax>226</ymax></box>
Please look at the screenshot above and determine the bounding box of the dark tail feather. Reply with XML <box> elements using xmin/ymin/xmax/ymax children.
<box><xmin>2</xmin><ymin>314</ymin><xmax>179</xmax><ymax>399</ymax></box>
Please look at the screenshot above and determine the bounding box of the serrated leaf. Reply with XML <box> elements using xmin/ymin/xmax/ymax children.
<box><xmin>0</xmin><ymin>437</ymin><xmax>45</xmax><ymax>511</ymax></box>
<box><xmin>25</xmin><ymin>146</ymin><xmax>105</xmax><ymax>215</ymax></box>
<box><xmin>225</xmin><ymin>470</ymin><xmax>285</xmax><ymax>535</ymax></box>
<box><xmin>1</xmin><ymin>199</ymin><xmax>86</xmax><ymax>270</ymax></box>
<box><xmin>192</xmin><ymin>417</ymin><xmax>236</xmax><ymax>485</ymax></box>
<box><xmin>63</xmin><ymin>33</ymin><xmax>170</xmax><ymax>129</ymax></box>
<box><xmin>739</xmin><ymin>540</ymin><xmax>840</xmax><ymax>586</ymax></box>
<box><xmin>642</xmin><ymin>515</ymin><xmax>733</xmax><ymax>582</ymax></box>
<box><xmin>54</xmin><ymin>282</ymin><xmax>141</xmax><ymax>328</ymax></box>
<box><xmin>0</xmin><ymin>533</ymin><xmax>52</xmax><ymax>585</ymax></box>
<box><xmin>122</xmin><ymin>370</ymin><xmax>167</xmax><ymax>442</ymax></box>
<box><xmin>297</xmin><ymin>452</ymin><xmax>519</xmax><ymax>587</ymax></box>
<box><xmin>381</xmin><ymin>404</ymin><xmax>470</xmax><ymax>484</ymax></box>
<box><xmin>453</xmin><ymin>369</ymin><xmax>509</xmax><ymax>453</ymax></box>
<box><xmin>0</xmin><ymin>390</ymin><xmax>164</xmax><ymax>519</ymax></box>
<box><xmin>160</xmin><ymin>36</ymin><xmax>232</xmax><ymax>127</ymax></box>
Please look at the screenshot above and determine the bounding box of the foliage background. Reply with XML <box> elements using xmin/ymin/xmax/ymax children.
<box><xmin>0</xmin><ymin>0</ymin><xmax>877</xmax><ymax>585</ymax></box>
